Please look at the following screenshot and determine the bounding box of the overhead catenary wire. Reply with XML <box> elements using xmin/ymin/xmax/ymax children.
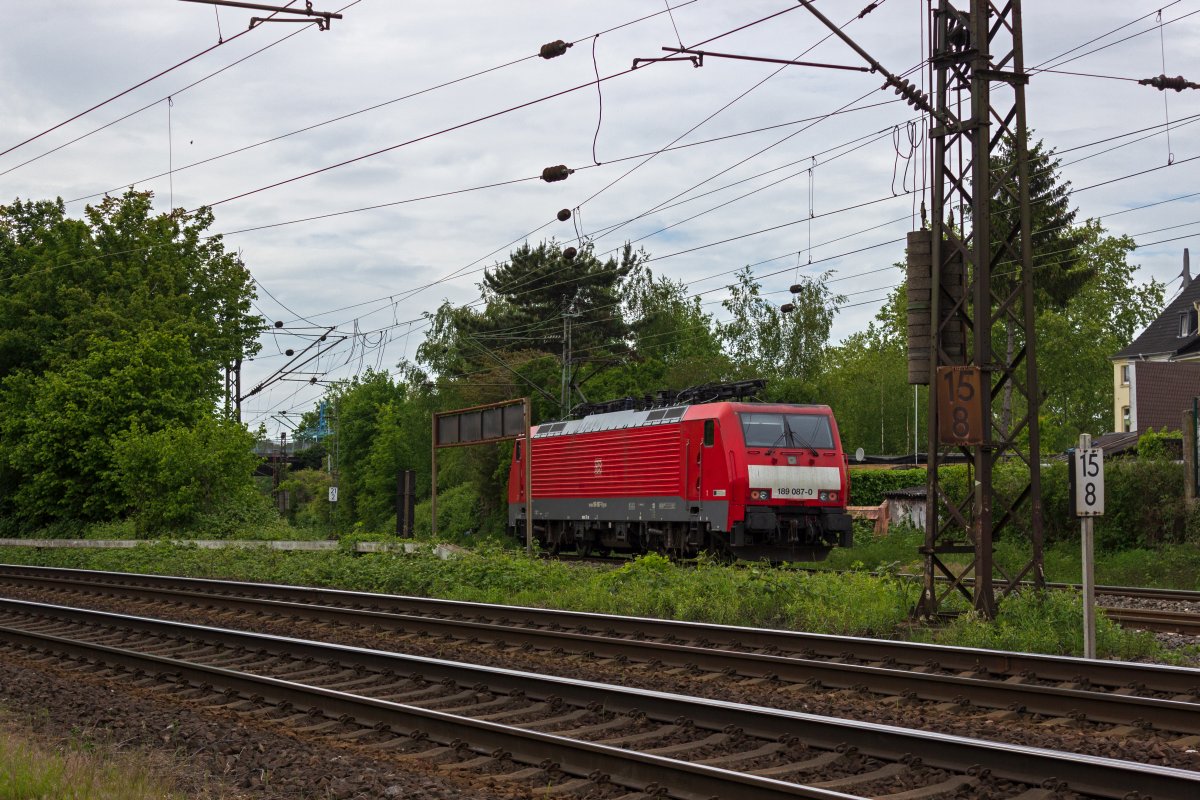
<box><xmin>32</xmin><ymin>0</ymin><xmax>1185</xmax><ymax>331</ymax></box>
<box><xmin>57</xmin><ymin>1</ymin><xmax>705</xmax><ymax>206</ymax></box>
<box><xmin>255</xmin><ymin>112</ymin><xmax>1200</xmax><ymax>376</ymax></box>
<box><xmin>0</xmin><ymin>0</ymin><xmax>302</xmax><ymax>162</ymax></box>
<box><xmin>182</xmin><ymin>4</ymin><xmax>799</xmax><ymax>215</ymax></box>
<box><xmin>266</xmin><ymin>103</ymin><xmax>1200</xmax><ymax>340</ymax></box>
<box><xmin>246</xmin><ymin>50</ymin><xmax>1200</xmax><ymax>424</ymax></box>
<box><xmin>258</xmin><ymin>129</ymin><xmax>1197</xmax><ymax>379</ymax></box>
<box><xmin>0</xmin><ymin>1</ymin><xmax>367</xmax><ymax>181</ymax></box>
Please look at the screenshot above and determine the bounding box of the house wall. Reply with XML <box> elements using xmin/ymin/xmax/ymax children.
<box><xmin>1113</xmin><ymin>361</ymin><xmax>1132</xmax><ymax>432</ymax></box>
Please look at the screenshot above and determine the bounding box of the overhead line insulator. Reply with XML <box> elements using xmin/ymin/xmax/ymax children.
<box><xmin>542</xmin><ymin>165</ymin><xmax>573</xmax><ymax>183</ymax></box>
<box><xmin>539</xmin><ymin>40</ymin><xmax>572</xmax><ymax>59</ymax></box>
<box><xmin>1139</xmin><ymin>74</ymin><xmax>1200</xmax><ymax>92</ymax></box>
<box><xmin>886</xmin><ymin>76</ymin><xmax>933</xmax><ymax>115</ymax></box>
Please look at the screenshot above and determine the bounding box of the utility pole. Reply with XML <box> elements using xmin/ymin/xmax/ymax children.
<box><xmin>918</xmin><ymin>0</ymin><xmax>1042</xmax><ymax>618</ymax></box>
<box><xmin>560</xmin><ymin>306</ymin><xmax>579</xmax><ymax>415</ymax></box>
<box><xmin>794</xmin><ymin>0</ymin><xmax>1043</xmax><ymax>618</ymax></box>
<box><xmin>234</xmin><ymin>357</ymin><xmax>242</xmax><ymax>423</ymax></box>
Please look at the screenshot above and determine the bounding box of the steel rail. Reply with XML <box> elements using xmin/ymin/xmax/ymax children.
<box><xmin>0</xmin><ymin>625</ymin><xmax>848</xmax><ymax>800</ymax></box>
<box><xmin>3</xmin><ymin>565</ymin><xmax>1197</xmax><ymax>695</ymax></box>
<box><xmin>2</xmin><ymin>566</ymin><xmax>1198</xmax><ymax>734</ymax></box>
<box><xmin>1103</xmin><ymin>607</ymin><xmax>1200</xmax><ymax>636</ymax></box>
<box><xmin>1</xmin><ymin>597</ymin><xmax>1196</xmax><ymax>799</ymax></box>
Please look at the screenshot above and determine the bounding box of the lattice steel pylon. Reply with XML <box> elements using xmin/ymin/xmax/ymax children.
<box><xmin>920</xmin><ymin>0</ymin><xmax>1043</xmax><ymax>618</ymax></box>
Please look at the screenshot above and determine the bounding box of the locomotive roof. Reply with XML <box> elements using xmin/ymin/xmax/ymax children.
<box><xmin>533</xmin><ymin>401</ymin><xmax>830</xmax><ymax>438</ymax></box>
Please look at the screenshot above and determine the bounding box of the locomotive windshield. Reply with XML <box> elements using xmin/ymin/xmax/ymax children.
<box><xmin>739</xmin><ymin>412</ymin><xmax>834</xmax><ymax>450</ymax></box>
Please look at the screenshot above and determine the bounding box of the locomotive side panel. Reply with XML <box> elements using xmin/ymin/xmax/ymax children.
<box><xmin>532</xmin><ymin>425</ymin><xmax>684</xmax><ymax>499</ymax></box>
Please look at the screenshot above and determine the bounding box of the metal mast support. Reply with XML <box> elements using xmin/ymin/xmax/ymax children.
<box><xmin>922</xmin><ymin>0</ymin><xmax>1042</xmax><ymax>618</ymax></box>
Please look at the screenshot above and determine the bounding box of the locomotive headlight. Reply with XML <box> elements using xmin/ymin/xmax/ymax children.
<box><xmin>819</xmin><ymin>491</ymin><xmax>828</xmax><ymax>501</ymax></box>
<box><xmin>750</xmin><ymin>488</ymin><xmax>771</xmax><ymax>500</ymax></box>
<box><xmin>829</xmin><ymin>490</ymin><xmax>838</xmax><ymax>501</ymax></box>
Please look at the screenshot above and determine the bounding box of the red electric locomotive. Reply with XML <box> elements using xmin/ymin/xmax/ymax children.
<box><xmin>506</xmin><ymin>395</ymin><xmax>853</xmax><ymax>561</ymax></box>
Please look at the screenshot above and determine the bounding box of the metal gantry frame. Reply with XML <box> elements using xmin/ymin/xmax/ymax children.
<box><xmin>921</xmin><ymin>0</ymin><xmax>1043</xmax><ymax>618</ymax></box>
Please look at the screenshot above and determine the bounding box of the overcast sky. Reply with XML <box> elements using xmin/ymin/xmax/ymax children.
<box><xmin>2</xmin><ymin>1</ymin><xmax>1198</xmax><ymax>437</ymax></box>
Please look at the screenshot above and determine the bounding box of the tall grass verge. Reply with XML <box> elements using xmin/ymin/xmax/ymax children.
<box><xmin>925</xmin><ymin>590</ymin><xmax>1161</xmax><ymax>660</ymax></box>
<box><xmin>0</xmin><ymin>716</ymin><xmax>181</xmax><ymax>800</ymax></box>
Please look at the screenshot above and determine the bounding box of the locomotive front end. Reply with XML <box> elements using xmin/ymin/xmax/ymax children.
<box><xmin>731</xmin><ymin>408</ymin><xmax>854</xmax><ymax>558</ymax></box>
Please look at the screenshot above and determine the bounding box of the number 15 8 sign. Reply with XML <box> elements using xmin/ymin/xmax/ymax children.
<box><xmin>937</xmin><ymin>366</ymin><xmax>983</xmax><ymax>445</ymax></box>
<box><xmin>1071</xmin><ymin>447</ymin><xmax>1104</xmax><ymax>516</ymax></box>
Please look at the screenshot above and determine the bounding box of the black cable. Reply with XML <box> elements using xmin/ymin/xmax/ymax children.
<box><xmin>0</xmin><ymin>2</ymin><xmax>366</xmax><ymax>181</ymax></box>
<box><xmin>56</xmin><ymin>1</ymin><xmax>705</xmax><ymax>205</ymax></box>
<box><xmin>0</xmin><ymin>1</ymin><xmax>302</xmax><ymax>161</ymax></box>
<box><xmin>191</xmin><ymin>5</ymin><xmax>802</xmax><ymax>214</ymax></box>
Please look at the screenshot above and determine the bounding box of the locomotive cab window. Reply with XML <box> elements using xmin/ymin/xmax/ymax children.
<box><xmin>515</xmin><ymin>441</ymin><xmax>522</xmax><ymax>460</ymax></box>
<box><xmin>703</xmin><ymin>419</ymin><xmax>714</xmax><ymax>447</ymax></box>
<box><xmin>739</xmin><ymin>412</ymin><xmax>834</xmax><ymax>450</ymax></box>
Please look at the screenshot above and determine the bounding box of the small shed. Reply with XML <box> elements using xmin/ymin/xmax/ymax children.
<box><xmin>883</xmin><ymin>485</ymin><xmax>927</xmax><ymax>530</ymax></box>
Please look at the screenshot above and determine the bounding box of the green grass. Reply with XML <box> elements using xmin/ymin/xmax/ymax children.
<box><xmin>0</xmin><ymin>717</ymin><xmax>181</xmax><ymax>800</ymax></box>
<box><xmin>915</xmin><ymin>589</ymin><xmax>1162</xmax><ymax>660</ymax></box>
<box><xmin>0</xmin><ymin>538</ymin><xmax>1180</xmax><ymax>660</ymax></box>
<box><xmin>798</xmin><ymin>522</ymin><xmax>1200</xmax><ymax>592</ymax></box>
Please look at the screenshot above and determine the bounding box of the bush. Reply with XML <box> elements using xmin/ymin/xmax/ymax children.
<box><xmin>848</xmin><ymin>468</ymin><xmax>926</xmax><ymax>506</ymax></box>
<box><xmin>412</xmin><ymin>482</ymin><xmax>484</xmax><ymax>543</ymax></box>
<box><xmin>848</xmin><ymin>466</ymin><xmax>970</xmax><ymax>507</ymax></box>
<box><xmin>110</xmin><ymin>417</ymin><xmax>266</xmax><ymax>536</ymax></box>
<box><xmin>926</xmin><ymin>458</ymin><xmax>1191</xmax><ymax>551</ymax></box>
<box><xmin>277</xmin><ymin>468</ymin><xmax>335</xmax><ymax>534</ymax></box>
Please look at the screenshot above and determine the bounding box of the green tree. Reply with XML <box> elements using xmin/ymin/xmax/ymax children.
<box><xmin>989</xmin><ymin>139</ymin><xmax>1093</xmax><ymax>434</ymax></box>
<box><xmin>0</xmin><ymin>193</ymin><xmax>259</xmax><ymax>382</ymax></box>
<box><xmin>315</xmin><ymin>365</ymin><xmax>436</xmax><ymax>532</ymax></box>
<box><xmin>718</xmin><ymin>266</ymin><xmax>844</xmax><ymax>392</ymax></box>
<box><xmin>1035</xmin><ymin>222</ymin><xmax>1163</xmax><ymax>451</ymax></box>
<box><xmin>419</xmin><ymin>240</ymin><xmax>650</xmax><ymax>419</ymax></box>
<box><xmin>0</xmin><ymin>192</ymin><xmax>261</xmax><ymax>526</ymax></box>
<box><xmin>584</xmin><ymin>263</ymin><xmax>728</xmax><ymax>399</ymax></box>
<box><xmin>819</xmin><ymin>284</ymin><xmax>926</xmax><ymax>455</ymax></box>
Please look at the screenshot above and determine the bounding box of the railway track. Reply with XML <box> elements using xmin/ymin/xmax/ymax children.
<box><xmin>1</xmin><ymin>564</ymin><xmax>1199</xmax><ymax>743</ymax></box>
<box><xmin>1102</xmin><ymin>607</ymin><xmax>1200</xmax><ymax>636</ymax></box>
<box><xmin>1</xmin><ymin>595</ymin><xmax>1195</xmax><ymax>800</ymax></box>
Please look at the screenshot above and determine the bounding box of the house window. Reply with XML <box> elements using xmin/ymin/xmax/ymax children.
<box><xmin>1120</xmin><ymin>364</ymin><xmax>1130</xmax><ymax>385</ymax></box>
<box><xmin>1122</xmin><ymin>406</ymin><xmax>1131</xmax><ymax>433</ymax></box>
<box><xmin>1180</xmin><ymin>309</ymin><xmax>1198</xmax><ymax>337</ymax></box>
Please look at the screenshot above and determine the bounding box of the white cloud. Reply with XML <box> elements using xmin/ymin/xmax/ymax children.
<box><xmin>2</xmin><ymin>0</ymin><xmax>1198</xmax><ymax>433</ymax></box>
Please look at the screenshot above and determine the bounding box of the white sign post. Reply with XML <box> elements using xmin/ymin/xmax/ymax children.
<box><xmin>1072</xmin><ymin>433</ymin><xmax>1104</xmax><ymax>659</ymax></box>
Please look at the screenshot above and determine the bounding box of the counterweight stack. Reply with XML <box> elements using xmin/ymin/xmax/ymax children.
<box><xmin>906</xmin><ymin>229</ymin><xmax>965</xmax><ymax>384</ymax></box>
